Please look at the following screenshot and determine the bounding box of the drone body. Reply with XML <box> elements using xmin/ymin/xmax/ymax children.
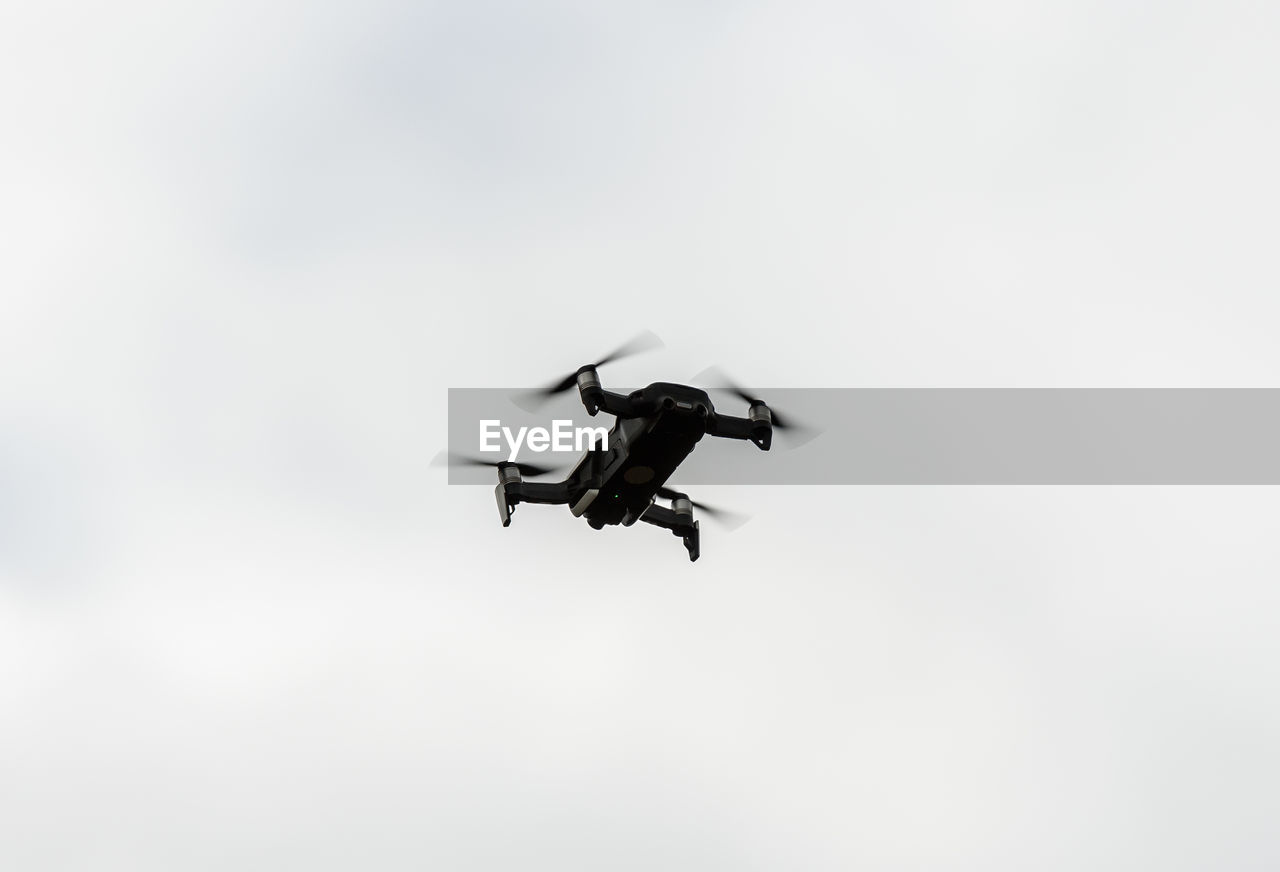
<box><xmin>493</xmin><ymin>373</ymin><xmax>775</xmax><ymax>562</ymax></box>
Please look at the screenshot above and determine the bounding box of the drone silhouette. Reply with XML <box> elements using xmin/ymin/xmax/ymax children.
<box><xmin>443</xmin><ymin>332</ymin><xmax>805</xmax><ymax>561</ymax></box>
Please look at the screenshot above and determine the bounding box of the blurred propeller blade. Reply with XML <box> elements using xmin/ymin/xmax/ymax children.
<box><xmin>513</xmin><ymin>330</ymin><xmax>664</xmax><ymax>411</ymax></box>
<box><xmin>692</xmin><ymin>366</ymin><xmax>817</xmax><ymax>445</ymax></box>
<box><xmin>594</xmin><ymin>329</ymin><xmax>664</xmax><ymax>368</ymax></box>
<box><xmin>432</xmin><ymin>451</ymin><xmax>559</xmax><ymax>478</ymax></box>
<box><xmin>656</xmin><ymin>486</ymin><xmax>751</xmax><ymax>531</ymax></box>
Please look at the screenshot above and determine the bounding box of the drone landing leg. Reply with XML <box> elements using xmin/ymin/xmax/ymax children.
<box><xmin>639</xmin><ymin>504</ymin><xmax>700</xmax><ymax>562</ymax></box>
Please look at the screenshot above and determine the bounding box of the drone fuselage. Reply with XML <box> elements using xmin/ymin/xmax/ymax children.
<box><xmin>568</xmin><ymin>382</ymin><xmax>714</xmax><ymax>527</ymax></box>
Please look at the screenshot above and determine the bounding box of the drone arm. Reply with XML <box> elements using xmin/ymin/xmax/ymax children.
<box><xmin>569</xmin><ymin>366</ymin><xmax>645</xmax><ymax>418</ymax></box>
<box><xmin>639</xmin><ymin>504</ymin><xmax>700</xmax><ymax>562</ymax></box>
<box><xmin>495</xmin><ymin>478</ymin><xmax>572</xmax><ymax>527</ymax></box>
<box><xmin>594</xmin><ymin>390</ymin><xmax>640</xmax><ymax>418</ymax></box>
<box><xmin>706</xmin><ymin>411</ymin><xmax>771</xmax><ymax>451</ymax></box>
<box><xmin>514</xmin><ymin>481</ymin><xmax>573</xmax><ymax>504</ymax></box>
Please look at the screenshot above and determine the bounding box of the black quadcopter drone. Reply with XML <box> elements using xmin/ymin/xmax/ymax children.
<box><xmin>445</xmin><ymin>333</ymin><xmax>804</xmax><ymax>561</ymax></box>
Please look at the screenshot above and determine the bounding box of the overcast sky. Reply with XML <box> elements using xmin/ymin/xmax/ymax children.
<box><xmin>3</xmin><ymin>1</ymin><xmax>1280</xmax><ymax>869</ymax></box>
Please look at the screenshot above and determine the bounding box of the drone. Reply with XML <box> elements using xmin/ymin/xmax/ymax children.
<box><xmin>445</xmin><ymin>332</ymin><xmax>805</xmax><ymax>561</ymax></box>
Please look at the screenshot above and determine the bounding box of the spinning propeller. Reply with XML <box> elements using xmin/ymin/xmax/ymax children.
<box><xmin>513</xmin><ymin>330</ymin><xmax>663</xmax><ymax>411</ymax></box>
<box><xmin>693</xmin><ymin>366</ymin><xmax>817</xmax><ymax>445</ymax></box>
<box><xmin>656</xmin><ymin>486</ymin><xmax>750</xmax><ymax>531</ymax></box>
<box><xmin>432</xmin><ymin>451</ymin><xmax>560</xmax><ymax>478</ymax></box>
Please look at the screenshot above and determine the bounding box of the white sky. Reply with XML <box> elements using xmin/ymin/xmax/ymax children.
<box><xmin>3</xmin><ymin>1</ymin><xmax>1279</xmax><ymax>869</ymax></box>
